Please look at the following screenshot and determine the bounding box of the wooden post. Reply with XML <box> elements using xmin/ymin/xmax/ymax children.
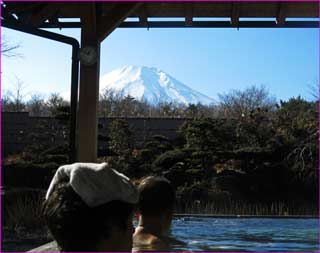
<box><xmin>77</xmin><ymin>2</ymin><xmax>140</xmax><ymax>161</ymax></box>
<box><xmin>77</xmin><ymin>4</ymin><xmax>100</xmax><ymax>162</ymax></box>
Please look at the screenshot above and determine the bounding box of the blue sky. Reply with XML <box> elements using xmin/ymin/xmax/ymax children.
<box><xmin>2</xmin><ymin>25</ymin><xmax>319</xmax><ymax>102</ymax></box>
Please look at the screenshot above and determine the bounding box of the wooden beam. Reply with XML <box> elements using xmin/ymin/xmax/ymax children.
<box><xmin>119</xmin><ymin>20</ymin><xmax>318</xmax><ymax>28</ymax></box>
<box><xmin>77</xmin><ymin>3</ymin><xmax>100</xmax><ymax>162</ymax></box>
<box><xmin>28</xmin><ymin>4</ymin><xmax>60</xmax><ymax>26</ymax></box>
<box><xmin>231</xmin><ymin>2</ymin><xmax>240</xmax><ymax>27</ymax></box>
<box><xmin>100</xmin><ymin>2</ymin><xmax>117</xmax><ymax>17</ymax></box>
<box><xmin>185</xmin><ymin>3</ymin><xmax>193</xmax><ymax>26</ymax></box>
<box><xmin>276</xmin><ymin>3</ymin><xmax>286</xmax><ymax>25</ymax></box>
<box><xmin>139</xmin><ymin>4</ymin><xmax>148</xmax><ymax>27</ymax></box>
<box><xmin>1</xmin><ymin>5</ymin><xmax>17</xmax><ymax>21</ymax></box>
<box><xmin>4</xmin><ymin>2</ymin><xmax>43</xmax><ymax>15</ymax></box>
<box><xmin>49</xmin><ymin>15</ymin><xmax>59</xmax><ymax>25</ymax></box>
<box><xmin>97</xmin><ymin>2</ymin><xmax>142</xmax><ymax>42</ymax></box>
<box><xmin>80</xmin><ymin>3</ymin><xmax>97</xmax><ymax>37</ymax></box>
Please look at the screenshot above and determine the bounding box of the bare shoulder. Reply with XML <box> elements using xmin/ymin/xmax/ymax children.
<box><xmin>133</xmin><ymin>231</ymin><xmax>160</xmax><ymax>245</ymax></box>
<box><xmin>149</xmin><ymin>235</ymin><xmax>164</xmax><ymax>245</ymax></box>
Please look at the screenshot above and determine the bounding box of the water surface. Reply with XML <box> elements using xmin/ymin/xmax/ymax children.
<box><xmin>169</xmin><ymin>217</ymin><xmax>318</xmax><ymax>252</ymax></box>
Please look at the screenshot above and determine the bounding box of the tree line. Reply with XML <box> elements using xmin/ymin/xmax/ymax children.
<box><xmin>3</xmin><ymin>84</ymin><xmax>281</xmax><ymax>119</ymax></box>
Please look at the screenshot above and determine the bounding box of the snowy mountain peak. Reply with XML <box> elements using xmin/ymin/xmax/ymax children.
<box><xmin>100</xmin><ymin>65</ymin><xmax>215</xmax><ymax>106</ymax></box>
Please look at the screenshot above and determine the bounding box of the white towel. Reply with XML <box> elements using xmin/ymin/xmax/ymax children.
<box><xmin>46</xmin><ymin>162</ymin><xmax>138</xmax><ymax>207</ymax></box>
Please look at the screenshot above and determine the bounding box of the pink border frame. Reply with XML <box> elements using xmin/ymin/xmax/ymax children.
<box><xmin>0</xmin><ymin>0</ymin><xmax>319</xmax><ymax>252</ymax></box>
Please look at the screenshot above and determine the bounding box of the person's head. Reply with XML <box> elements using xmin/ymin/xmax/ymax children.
<box><xmin>137</xmin><ymin>176</ymin><xmax>175</xmax><ymax>221</ymax></box>
<box><xmin>43</xmin><ymin>163</ymin><xmax>138</xmax><ymax>252</ymax></box>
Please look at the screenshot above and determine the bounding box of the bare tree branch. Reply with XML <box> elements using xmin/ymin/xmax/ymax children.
<box><xmin>307</xmin><ymin>81</ymin><xmax>319</xmax><ymax>101</ymax></box>
<box><xmin>1</xmin><ymin>37</ymin><xmax>22</xmax><ymax>58</ymax></box>
<box><xmin>218</xmin><ymin>85</ymin><xmax>277</xmax><ymax>118</ymax></box>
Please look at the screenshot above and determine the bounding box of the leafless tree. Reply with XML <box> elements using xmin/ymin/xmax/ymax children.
<box><xmin>218</xmin><ymin>85</ymin><xmax>277</xmax><ymax>118</ymax></box>
<box><xmin>27</xmin><ymin>94</ymin><xmax>46</xmax><ymax>116</ymax></box>
<box><xmin>1</xmin><ymin>91</ymin><xmax>12</xmax><ymax>112</ymax></box>
<box><xmin>4</xmin><ymin>76</ymin><xmax>28</xmax><ymax>111</ymax></box>
<box><xmin>46</xmin><ymin>93</ymin><xmax>69</xmax><ymax>116</ymax></box>
<box><xmin>307</xmin><ymin>81</ymin><xmax>319</xmax><ymax>102</ymax></box>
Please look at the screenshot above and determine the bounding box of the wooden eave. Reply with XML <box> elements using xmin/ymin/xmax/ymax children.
<box><xmin>2</xmin><ymin>1</ymin><xmax>319</xmax><ymax>30</ymax></box>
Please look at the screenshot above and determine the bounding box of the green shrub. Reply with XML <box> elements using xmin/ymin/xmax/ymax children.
<box><xmin>138</xmin><ymin>149</ymin><xmax>158</xmax><ymax>163</ymax></box>
<box><xmin>144</xmin><ymin>141</ymin><xmax>161</xmax><ymax>149</ymax></box>
<box><xmin>153</xmin><ymin>149</ymin><xmax>188</xmax><ymax>170</ymax></box>
<box><xmin>152</xmin><ymin>135</ymin><xmax>170</xmax><ymax>142</ymax></box>
<box><xmin>181</xmin><ymin>118</ymin><xmax>236</xmax><ymax>152</ymax></box>
<box><xmin>109</xmin><ymin>119</ymin><xmax>134</xmax><ymax>155</ymax></box>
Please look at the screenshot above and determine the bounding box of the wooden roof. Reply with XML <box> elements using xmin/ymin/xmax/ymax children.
<box><xmin>2</xmin><ymin>1</ymin><xmax>319</xmax><ymax>31</ymax></box>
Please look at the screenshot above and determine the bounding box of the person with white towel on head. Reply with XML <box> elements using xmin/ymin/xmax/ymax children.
<box><xmin>42</xmin><ymin>162</ymin><xmax>138</xmax><ymax>252</ymax></box>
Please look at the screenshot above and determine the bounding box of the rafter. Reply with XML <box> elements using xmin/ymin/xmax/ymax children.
<box><xmin>138</xmin><ymin>4</ymin><xmax>148</xmax><ymax>27</ymax></box>
<box><xmin>96</xmin><ymin>2</ymin><xmax>142</xmax><ymax>42</ymax></box>
<box><xmin>1</xmin><ymin>4</ymin><xmax>17</xmax><ymax>21</ymax></box>
<box><xmin>231</xmin><ymin>2</ymin><xmax>240</xmax><ymax>27</ymax></box>
<box><xmin>97</xmin><ymin>2</ymin><xmax>117</xmax><ymax>17</ymax></box>
<box><xmin>28</xmin><ymin>4</ymin><xmax>61</xmax><ymax>26</ymax></box>
<box><xmin>185</xmin><ymin>3</ymin><xmax>193</xmax><ymax>26</ymax></box>
<box><xmin>4</xmin><ymin>2</ymin><xmax>43</xmax><ymax>15</ymax></box>
<box><xmin>119</xmin><ymin>20</ymin><xmax>318</xmax><ymax>29</ymax></box>
<box><xmin>276</xmin><ymin>3</ymin><xmax>286</xmax><ymax>26</ymax></box>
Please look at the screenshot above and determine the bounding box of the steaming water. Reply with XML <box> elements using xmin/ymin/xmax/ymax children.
<box><xmin>168</xmin><ymin>217</ymin><xmax>319</xmax><ymax>251</ymax></box>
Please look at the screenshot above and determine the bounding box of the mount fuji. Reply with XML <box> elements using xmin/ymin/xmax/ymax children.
<box><xmin>100</xmin><ymin>65</ymin><xmax>215</xmax><ymax>106</ymax></box>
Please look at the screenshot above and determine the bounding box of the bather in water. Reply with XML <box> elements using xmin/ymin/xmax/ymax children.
<box><xmin>133</xmin><ymin>176</ymin><xmax>186</xmax><ymax>252</ymax></box>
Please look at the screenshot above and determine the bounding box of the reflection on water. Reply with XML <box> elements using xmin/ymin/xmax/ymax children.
<box><xmin>132</xmin><ymin>240</ymin><xmax>183</xmax><ymax>252</ymax></box>
<box><xmin>169</xmin><ymin>217</ymin><xmax>319</xmax><ymax>252</ymax></box>
<box><xmin>132</xmin><ymin>244</ymin><xmax>171</xmax><ymax>252</ymax></box>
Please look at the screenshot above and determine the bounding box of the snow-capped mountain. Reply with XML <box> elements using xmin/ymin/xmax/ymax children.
<box><xmin>100</xmin><ymin>65</ymin><xmax>215</xmax><ymax>105</ymax></box>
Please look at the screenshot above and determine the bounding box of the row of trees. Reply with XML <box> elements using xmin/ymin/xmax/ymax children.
<box><xmin>3</xmin><ymin>84</ymin><xmax>282</xmax><ymax>118</ymax></box>
<box><xmin>3</xmin><ymin>82</ymin><xmax>69</xmax><ymax>117</ymax></box>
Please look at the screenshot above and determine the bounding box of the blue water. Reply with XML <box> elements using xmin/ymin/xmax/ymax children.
<box><xmin>170</xmin><ymin>217</ymin><xmax>319</xmax><ymax>252</ymax></box>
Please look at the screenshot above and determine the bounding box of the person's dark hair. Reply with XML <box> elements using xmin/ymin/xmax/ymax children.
<box><xmin>42</xmin><ymin>181</ymin><xmax>133</xmax><ymax>252</ymax></box>
<box><xmin>137</xmin><ymin>176</ymin><xmax>175</xmax><ymax>216</ymax></box>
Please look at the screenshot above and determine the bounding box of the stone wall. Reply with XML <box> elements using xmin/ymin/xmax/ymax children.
<box><xmin>2</xmin><ymin>112</ymin><xmax>189</xmax><ymax>157</ymax></box>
